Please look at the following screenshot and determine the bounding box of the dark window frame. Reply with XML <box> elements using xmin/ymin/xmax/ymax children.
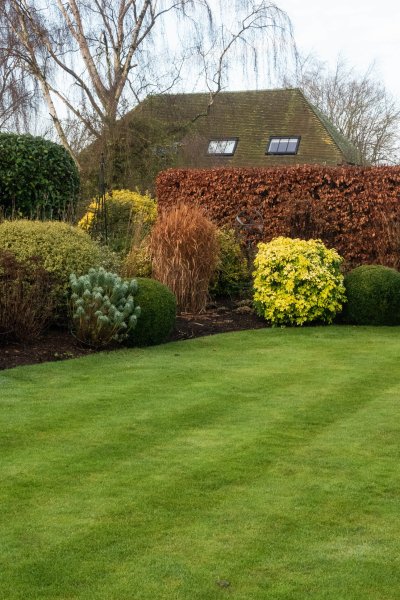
<box><xmin>207</xmin><ymin>137</ymin><xmax>239</xmax><ymax>156</ymax></box>
<box><xmin>266</xmin><ymin>136</ymin><xmax>301</xmax><ymax>155</ymax></box>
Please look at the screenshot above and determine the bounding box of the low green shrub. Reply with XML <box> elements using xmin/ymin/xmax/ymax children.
<box><xmin>126</xmin><ymin>277</ymin><xmax>176</xmax><ymax>346</ymax></box>
<box><xmin>121</xmin><ymin>238</ymin><xmax>152</xmax><ymax>278</ymax></box>
<box><xmin>79</xmin><ymin>189</ymin><xmax>157</xmax><ymax>252</ymax></box>
<box><xmin>253</xmin><ymin>237</ymin><xmax>345</xmax><ymax>325</ymax></box>
<box><xmin>343</xmin><ymin>264</ymin><xmax>400</xmax><ymax>325</ymax></box>
<box><xmin>0</xmin><ymin>133</ymin><xmax>79</xmax><ymax>219</ymax></box>
<box><xmin>0</xmin><ymin>250</ymin><xmax>55</xmax><ymax>342</ymax></box>
<box><xmin>70</xmin><ymin>268</ymin><xmax>140</xmax><ymax>348</ymax></box>
<box><xmin>0</xmin><ymin>220</ymin><xmax>118</xmax><ymax>315</ymax></box>
<box><xmin>210</xmin><ymin>227</ymin><xmax>250</xmax><ymax>298</ymax></box>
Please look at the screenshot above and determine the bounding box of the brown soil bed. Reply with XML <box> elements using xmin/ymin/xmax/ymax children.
<box><xmin>0</xmin><ymin>300</ymin><xmax>266</xmax><ymax>371</ymax></box>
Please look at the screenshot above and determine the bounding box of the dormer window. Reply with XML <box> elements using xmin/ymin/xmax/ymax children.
<box><xmin>207</xmin><ymin>138</ymin><xmax>238</xmax><ymax>155</ymax></box>
<box><xmin>267</xmin><ymin>136</ymin><xmax>300</xmax><ymax>155</ymax></box>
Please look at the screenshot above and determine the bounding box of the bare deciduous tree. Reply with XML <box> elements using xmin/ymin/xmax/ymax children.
<box><xmin>0</xmin><ymin>10</ymin><xmax>37</xmax><ymax>131</ymax></box>
<box><xmin>283</xmin><ymin>55</ymin><xmax>400</xmax><ymax>165</ymax></box>
<box><xmin>3</xmin><ymin>0</ymin><xmax>295</xmax><ymax>167</ymax></box>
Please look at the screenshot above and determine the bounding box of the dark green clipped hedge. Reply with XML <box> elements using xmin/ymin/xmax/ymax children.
<box><xmin>0</xmin><ymin>133</ymin><xmax>79</xmax><ymax>219</ymax></box>
<box><xmin>343</xmin><ymin>265</ymin><xmax>400</xmax><ymax>325</ymax></box>
<box><xmin>126</xmin><ymin>277</ymin><xmax>176</xmax><ymax>346</ymax></box>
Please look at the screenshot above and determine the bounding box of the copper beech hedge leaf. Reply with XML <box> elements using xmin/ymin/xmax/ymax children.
<box><xmin>156</xmin><ymin>165</ymin><xmax>400</xmax><ymax>269</ymax></box>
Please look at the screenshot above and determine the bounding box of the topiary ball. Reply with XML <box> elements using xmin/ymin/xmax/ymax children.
<box><xmin>126</xmin><ymin>277</ymin><xmax>176</xmax><ymax>346</ymax></box>
<box><xmin>343</xmin><ymin>264</ymin><xmax>400</xmax><ymax>325</ymax></box>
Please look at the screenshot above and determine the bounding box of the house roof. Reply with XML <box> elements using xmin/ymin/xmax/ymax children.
<box><xmin>133</xmin><ymin>88</ymin><xmax>361</xmax><ymax>167</ymax></box>
<box><xmin>308</xmin><ymin>102</ymin><xmax>361</xmax><ymax>165</ymax></box>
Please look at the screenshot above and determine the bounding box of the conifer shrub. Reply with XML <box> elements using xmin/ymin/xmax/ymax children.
<box><xmin>0</xmin><ymin>220</ymin><xmax>117</xmax><ymax>315</ymax></box>
<box><xmin>342</xmin><ymin>264</ymin><xmax>400</xmax><ymax>325</ymax></box>
<box><xmin>150</xmin><ymin>203</ymin><xmax>219</xmax><ymax>313</ymax></box>
<box><xmin>210</xmin><ymin>227</ymin><xmax>250</xmax><ymax>298</ymax></box>
<box><xmin>253</xmin><ymin>237</ymin><xmax>346</xmax><ymax>325</ymax></box>
<box><xmin>0</xmin><ymin>250</ymin><xmax>55</xmax><ymax>342</ymax></box>
<box><xmin>79</xmin><ymin>189</ymin><xmax>157</xmax><ymax>252</ymax></box>
<box><xmin>126</xmin><ymin>277</ymin><xmax>176</xmax><ymax>347</ymax></box>
<box><xmin>0</xmin><ymin>133</ymin><xmax>79</xmax><ymax>219</ymax></box>
<box><xmin>70</xmin><ymin>267</ymin><xmax>141</xmax><ymax>348</ymax></box>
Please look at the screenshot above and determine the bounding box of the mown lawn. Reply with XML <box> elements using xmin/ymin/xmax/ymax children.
<box><xmin>1</xmin><ymin>326</ymin><xmax>400</xmax><ymax>599</ymax></box>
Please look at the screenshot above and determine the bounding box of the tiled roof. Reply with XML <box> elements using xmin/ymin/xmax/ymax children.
<box><xmin>133</xmin><ymin>88</ymin><xmax>361</xmax><ymax>167</ymax></box>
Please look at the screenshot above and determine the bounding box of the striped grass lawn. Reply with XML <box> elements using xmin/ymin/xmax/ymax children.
<box><xmin>1</xmin><ymin>326</ymin><xmax>400</xmax><ymax>599</ymax></box>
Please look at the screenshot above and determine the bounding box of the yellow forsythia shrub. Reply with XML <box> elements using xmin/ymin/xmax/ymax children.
<box><xmin>79</xmin><ymin>189</ymin><xmax>157</xmax><ymax>252</ymax></box>
<box><xmin>253</xmin><ymin>237</ymin><xmax>346</xmax><ymax>325</ymax></box>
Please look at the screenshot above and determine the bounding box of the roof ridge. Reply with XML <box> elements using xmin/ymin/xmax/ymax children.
<box><xmin>147</xmin><ymin>87</ymin><xmax>301</xmax><ymax>99</ymax></box>
<box><xmin>297</xmin><ymin>89</ymin><xmax>361</xmax><ymax>164</ymax></box>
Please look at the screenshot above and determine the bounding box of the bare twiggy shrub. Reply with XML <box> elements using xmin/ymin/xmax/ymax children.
<box><xmin>150</xmin><ymin>204</ymin><xmax>219</xmax><ymax>313</ymax></box>
<box><xmin>0</xmin><ymin>251</ymin><xmax>55</xmax><ymax>343</ymax></box>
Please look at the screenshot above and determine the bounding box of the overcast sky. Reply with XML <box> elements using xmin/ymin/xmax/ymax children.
<box><xmin>276</xmin><ymin>0</ymin><xmax>400</xmax><ymax>99</ymax></box>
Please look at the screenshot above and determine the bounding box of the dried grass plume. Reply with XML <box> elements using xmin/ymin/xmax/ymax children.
<box><xmin>150</xmin><ymin>204</ymin><xmax>219</xmax><ymax>313</ymax></box>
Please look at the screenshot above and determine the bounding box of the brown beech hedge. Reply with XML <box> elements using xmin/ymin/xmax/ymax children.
<box><xmin>156</xmin><ymin>165</ymin><xmax>400</xmax><ymax>268</ymax></box>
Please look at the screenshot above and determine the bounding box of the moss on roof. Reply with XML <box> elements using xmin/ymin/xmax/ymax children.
<box><xmin>132</xmin><ymin>88</ymin><xmax>361</xmax><ymax>167</ymax></box>
<box><xmin>307</xmin><ymin>100</ymin><xmax>362</xmax><ymax>165</ymax></box>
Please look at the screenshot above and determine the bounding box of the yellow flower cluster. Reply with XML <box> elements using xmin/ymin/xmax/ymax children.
<box><xmin>253</xmin><ymin>237</ymin><xmax>346</xmax><ymax>325</ymax></box>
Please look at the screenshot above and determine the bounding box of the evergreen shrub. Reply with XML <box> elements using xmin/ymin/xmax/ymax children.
<box><xmin>126</xmin><ymin>277</ymin><xmax>176</xmax><ymax>346</ymax></box>
<box><xmin>253</xmin><ymin>237</ymin><xmax>346</xmax><ymax>325</ymax></box>
<box><xmin>70</xmin><ymin>268</ymin><xmax>140</xmax><ymax>348</ymax></box>
<box><xmin>343</xmin><ymin>264</ymin><xmax>400</xmax><ymax>325</ymax></box>
<box><xmin>0</xmin><ymin>133</ymin><xmax>79</xmax><ymax>219</ymax></box>
<box><xmin>79</xmin><ymin>189</ymin><xmax>157</xmax><ymax>252</ymax></box>
<box><xmin>210</xmin><ymin>227</ymin><xmax>249</xmax><ymax>297</ymax></box>
<box><xmin>121</xmin><ymin>240</ymin><xmax>152</xmax><ymax>278</ymax></box>
<box><xmin>0</xmin><ymin>220</ymin><xmax>117</xmax><ymax>314</ymax></box>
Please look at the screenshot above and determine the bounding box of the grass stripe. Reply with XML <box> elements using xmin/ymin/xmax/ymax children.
<box><xmin>0</xmin><ymin>326</ymin><xmax>400</xmax><ymax>598</ymax></box>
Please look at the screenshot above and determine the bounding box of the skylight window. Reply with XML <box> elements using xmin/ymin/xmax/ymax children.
<box><xmin>267</xmin><ymin>136</ymin><xmax>300</xmax><ymax>155</ymax></box>
<box><xmin>207</xmin><ymin>139</ymin><xmax>238</xmax><ymax>155</ymax></box>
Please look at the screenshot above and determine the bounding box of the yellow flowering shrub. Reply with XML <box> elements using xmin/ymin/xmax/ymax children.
<box><xmin>253</xmin><ymin>237</ymin><xmax>346</xmax><ymax>325</ymax></box>
<box><xmin>79</xmin><ymin>189</ymin><xmax>157</xmax><ymax>252</ymax></box>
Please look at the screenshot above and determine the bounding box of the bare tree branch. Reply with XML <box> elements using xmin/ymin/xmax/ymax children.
<box><xmin>283</xmin><ymin>54</ymin><xmax>400</xmax><ymax>165</ymax></box>
<box><xmin>2</xmin><ymin>0</ymin><xmax>296</xmax><ymax>167</ymax></box>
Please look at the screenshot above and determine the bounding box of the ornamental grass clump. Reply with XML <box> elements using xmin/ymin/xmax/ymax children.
<box><xmin>253</xmin><ymin>237</ymin><xmax>346</xmax><ymax>326</ymax></box>
<box><xmin>150</xmin><ymin>203</ymin><xmax>219</xmax><ymax>313</ymax></box>
<box><xmin>70</xmin><ymin>267</ymin><xmax>141</xmax><ymax>348</ymax></box>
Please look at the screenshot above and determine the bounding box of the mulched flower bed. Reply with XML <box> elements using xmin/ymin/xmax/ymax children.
<box><xmin>0</xmin><ymin>300</ymin><xmax>267</xmax><ymax>371</ymax></box>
